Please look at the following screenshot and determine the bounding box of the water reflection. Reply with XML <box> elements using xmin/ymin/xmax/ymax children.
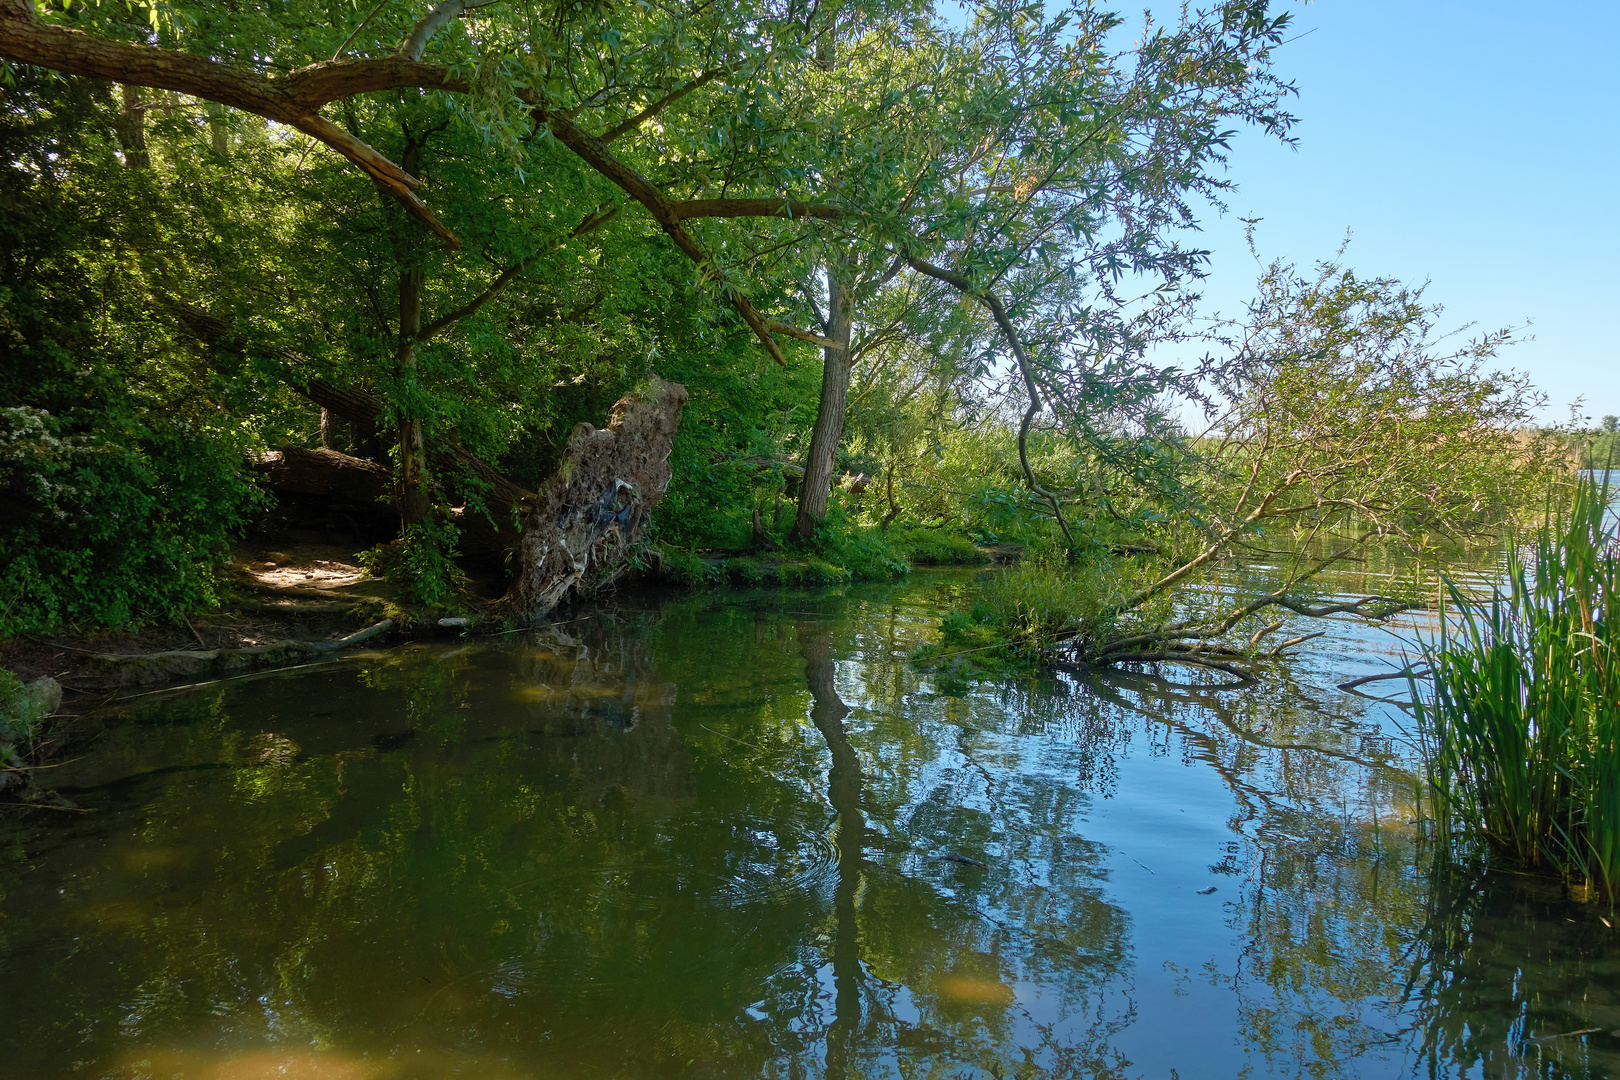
<box><xmin>2</xmin><ymin>570</ymin><xmax>1617</xmax><ymax>1079</ymax></box>
<box><xmin>798</xmin><ymin>621</ymin><xmax>863</xmax><ymax>1080</ymax></box>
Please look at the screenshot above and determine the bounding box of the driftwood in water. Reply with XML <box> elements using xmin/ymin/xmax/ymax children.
<box><xmin>504</xmin><ymin>376</ymin><xmax>688</xmax><ymax>619</ymax></box>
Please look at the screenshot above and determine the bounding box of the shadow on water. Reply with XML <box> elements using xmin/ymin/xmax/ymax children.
<box><xmin>1</xmin><ymin>566</ymin><xmax>1618</xmax><ymax>1078</ymax></box>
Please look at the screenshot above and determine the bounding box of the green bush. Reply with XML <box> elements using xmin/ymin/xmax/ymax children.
<box><xmin>359</xmin><ymin>513</ymin><xmax>467</xmax><ymax>607</ymax></box>
<box><xmin>0</xmin><ymin>407</ymin><xmax>264</xmax><ymax>635</ymax></box>
<box><xmin>800</xmin><ymin>514</ymin><xmax>909</xmax><ymax>581</ymax></box>
<box><xmin>0</xmin><ymin>668</ymin><xmax>30</xmax><ymax>742</ymax></box>
<box><xmin>659</xmin><ymin>548</ymin><xmax>706</xmax><ymax>586</ymax></box>
<box><xmin>1416</xmin><ymin>472</ymin><xmax>1619</xmax><ymax>900</ymax></box>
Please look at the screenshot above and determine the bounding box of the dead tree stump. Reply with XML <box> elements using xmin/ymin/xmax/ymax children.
<box><xmin>504</xmin><ymin>376</ymin><xmax>688</xmax><ymax>620</ymax></box>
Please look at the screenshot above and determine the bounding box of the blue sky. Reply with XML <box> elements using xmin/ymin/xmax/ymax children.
<box><xmin>1178</xmin><ymin>0</ymin><xmax>1619</xmax><ymax>424</ymax></box>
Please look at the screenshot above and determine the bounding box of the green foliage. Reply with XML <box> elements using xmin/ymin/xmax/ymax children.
<box><xmin>0</xmin><ymin>668</ymin><xmax>31</xmax><ymax>742</ymax></box>
<box><xmin>912</xmin><ymin>600</ymin><xmax>1025</xmax><ymax>671</ymax></box>
<box><xmin>917</xmin><ymin>255</ymin><xmax>1567</xmax><ymax>683</ymax></box>
<box><xmin>946</xmin><ymin>549</ymin><xmax>1178</xmax><ymax>654</ymax></box>
<box><xmin>885</xmin><ymin>528</ymin><xmax>987</xmax><ymax>566</ymax></box>
<box><xmin>1416</xmin><ymin>473</ymin><xmax>1620</xmax><ymax>900</ymax></box>
<box><xmin>653</xmin><ymin>336</ymin><xmax>820</xmax><ymax>550</ymax></box>
<box><xmin>1584</xmin><ymin>417</ymin><xmax>1619</xmax><ymax>469</ymax></box>
<box><xmin>801</xmin><ymin>516</ymin><xmax>910</xmax><ymax>581</ymax></box>
<box><xmin>654</xmin><ymin>523</ymin><xmax>901</xmax><ymax>590</ymax></box>
<box><xmin>0</xmin><ymin>407</ymin><xmax>262</xmax><ymax>634</ymax></box>
<box><xmin>1200</xmin><ymin>258</ymin><xmax>1559</xmax><ymax>540</ymax></box>
<box><xmin>358</xmin><ymin>515</ymin><xmax>466</xmax><ymax>608</ymax></box>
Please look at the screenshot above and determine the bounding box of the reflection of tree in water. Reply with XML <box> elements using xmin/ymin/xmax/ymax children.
<box><xmin>1401</xmin><ymin>863</ymin><xmax>1620</xmax><ymax>1078</ymax></box>
<box><xmin>16</xmin><ymin>580</ymin><xmax>1615</xmax><ymax>1079</ymax></box>
<box><xmin>1061</xmin><ymin>661</ymin><xmax>1620</xmax><ymax>1078</ymax></box>
<box><xmin>8</xmin><ymin>621</ymin><xmax>709</xmax><ymax>1077</ymax></box>
<box><xmin>504</xmin><ymin>620</ymin><xmax>687</xmax><ymax>806</ymax></box>
<box><xmin>798</xmin><ymin>622</ymin><xmax>864</xmax><ymax>1080</ymax></box>
<box><xmin>795</xmin><ymin>616</ymin><xmax>1134</xmax><ymax>1080</ymax></box>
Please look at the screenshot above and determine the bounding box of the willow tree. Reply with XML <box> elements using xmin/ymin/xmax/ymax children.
<box><xmin>990</xmin><ymin>258</ymin><xmax>1561</xmax><ymax>680</ymax></box>
<box><xmin>1</xmin><ymin>0</ymin><xmax>866</xmax><ymax>610</ymax></box>
<box><xmin>2</xmin><ymin>0</ymin><xmax>1304</xmax><ymax>617</ymax></box>
<box><xmin>651</xmin><ymin>1</ymin><xmax>1301</xmax><ymax>538</ymax></box>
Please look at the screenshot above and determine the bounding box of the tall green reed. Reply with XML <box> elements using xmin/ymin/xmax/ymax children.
<box><xmin>1415</xmin><ymin>472</ymin><xmax>1619</xmax><ymax>899</ymax></box>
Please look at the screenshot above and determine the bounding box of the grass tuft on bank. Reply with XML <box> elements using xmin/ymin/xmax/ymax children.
<box><xmin>1416</xmin><ymin>472</ymin><xmax>1619</xmax><ymax>901</ymax></box>
<box><xmin>653</xmin><ymin>516</ymin><xmax>988</xmax><ymax>591</ymax></box>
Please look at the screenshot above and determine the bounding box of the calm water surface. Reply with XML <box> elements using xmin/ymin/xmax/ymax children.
<box><xmin>4</xmin><ymin>564</ymin><xmax>1618</xmax><ymax>1080</ymax></box>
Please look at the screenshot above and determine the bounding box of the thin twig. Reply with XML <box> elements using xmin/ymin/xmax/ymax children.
<box><xmin>181</xmin><ymin>613</ymin><xmax>207</xmax><ymax>649</ymax></box>
<box><xmin>0</xmin><ymin>757</ymin><xmax>81</xmax><ymax>772</ymax></box>
<box><xmin>1337</xmin><ymin>667</ymin><xmax>1429</xmax><ymax>692</ymax></box>
<box><xmin>7</xmin><ymin>801</ymin><xmax>91</xmax><ymax>813</ymax></box>
<box><xmin>699</xmin><ymin>724</ymin><xmax>770</xmax><ymax>754</ymax></box>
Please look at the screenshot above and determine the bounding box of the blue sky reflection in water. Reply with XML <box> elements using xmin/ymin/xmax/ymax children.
<box><xmin>6</xmin><ymin>568</ymin><xmax>1620</xmax><ymax>1079</ymax></box>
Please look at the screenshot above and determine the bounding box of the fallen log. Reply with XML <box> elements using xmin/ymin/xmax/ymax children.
<box><xmin>70</xmin><ymin>619</ymin><xmax>396</xmax><ymax>689</ymax></box>
<box><xmin>251</xmin><ymin>446</ymin><xmax>391</xmax><ymax>502</ymax></box>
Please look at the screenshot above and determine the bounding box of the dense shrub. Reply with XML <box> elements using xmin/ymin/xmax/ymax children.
<box><xmin>0</xmin><ymin>407</ymin><xmax>262</xmax><ymax>634</ymax></box>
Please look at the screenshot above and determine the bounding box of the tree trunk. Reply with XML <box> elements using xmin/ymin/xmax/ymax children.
<box><xmin>249</xmin><ymin>447</ymin><xmax>399</xmax><ymax>544</ymax></box>
<box><xmin>206</xmin><ymin>100</ymin><xmax>227</xmax><ymax>154</ymax></box>
<box><xmin>252</xmin><ymin>447</ymin><xmax>391</xmax><ymax>501</ymax></box>
<box><xmin>880</xmin><ymin>459</ymin><xmax>900</xmax><ymax>530</ymax></box>
<box><xmin>794</xmin><ymin>262</ymin><xmax>854</xmax><ymax>539</ymax></box>
<box><xmin>394</xmin><ymin>133</ymin><xmax>429</xmax><ymax>525</ymax></box>
<box><xmin>111</xmin><ymin>84</ymin><xmax>149</xmax><ymax>169</ymax></box>
<box><xmin>395</xmin><ymin>277</ymin><xmax>428</xmax><ymax>525</ymax></box>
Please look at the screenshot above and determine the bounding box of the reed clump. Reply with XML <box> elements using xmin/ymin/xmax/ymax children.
<box><xmin>1416</xmin><ymin>473</ymin><xmax>1619</xmax><ymax>899</ymax></box>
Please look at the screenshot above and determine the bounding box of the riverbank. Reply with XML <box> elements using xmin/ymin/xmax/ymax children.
<box><xmin>0</xmin><ymin>528</ymin><xmax>1000</xmax><ymax>804</ymax></box>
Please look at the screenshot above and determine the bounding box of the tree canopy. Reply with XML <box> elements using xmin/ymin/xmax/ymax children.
<box><xmin>0</xmin><ymin>0</ymin><xmax>1553</xmax><ymax>641</ymax></box>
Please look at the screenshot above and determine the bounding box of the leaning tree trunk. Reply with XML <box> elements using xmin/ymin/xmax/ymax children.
<box><xmin>794</xmin><ymin>263</ymin><xmax>853</xmax><ymax>539</ymax></box>
<box><xmin>504</xmin><ymin>376</ymin><xmax>688</xmax><ymax>621</ymax></box>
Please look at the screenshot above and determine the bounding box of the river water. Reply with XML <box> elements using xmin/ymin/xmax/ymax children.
<box><xmin>4</xmin><ymin>563</ymin><xmax>1618</xmax><ymax>1080</ymax></box>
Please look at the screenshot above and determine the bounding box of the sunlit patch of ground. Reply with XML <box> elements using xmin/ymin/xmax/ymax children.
<box><xmin>235</xmin><ymin>543</ymin><xmax>371</xmax><ymax>591</ymax></box>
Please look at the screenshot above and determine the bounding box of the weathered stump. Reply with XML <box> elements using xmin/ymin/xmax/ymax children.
<box><xmin>504</xmin><ymin>376</ymin><xmax>688</xmax><ymax>620</ymax></box>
